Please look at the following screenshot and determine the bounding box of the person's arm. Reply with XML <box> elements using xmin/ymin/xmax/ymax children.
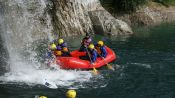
<box><xmin>101</xmin><ymin>46</ymin><xmax>107</xmax><ymax>58</ymax></box>
<box><xmin>62</xmin><ymin>42</ymin><xmax>67</xmax><ymax>47</ymax></box>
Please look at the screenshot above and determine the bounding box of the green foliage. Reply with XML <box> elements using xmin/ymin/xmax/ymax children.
<box><xmin>100</xmin><ymin>0</ymin><xmax>148</xmax><ymax>13</ymax></box>
<box><xmin>153</xmin><ymin>0</ymin><xmax>175</xmax><ymax>6</ymax></box>
<box><xmin>100</xmin><ymin>0</ymin><xmax>175</xmax><ymax>14</ymax></box>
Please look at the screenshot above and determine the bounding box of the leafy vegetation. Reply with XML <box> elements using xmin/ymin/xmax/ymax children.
<box><xmin>100</xmin><ymin>0</ymin><xmax>175</xmax><ymax>13</ymax></box>
<box><xmin>153</xmin><ymin>0</ymin><xmax>175</xmax><ymax>6</ymax></box>
<box><xmin>100</xmin><ymin>0</ymin><xmax>148</xmax><ymax>13</ymax></box>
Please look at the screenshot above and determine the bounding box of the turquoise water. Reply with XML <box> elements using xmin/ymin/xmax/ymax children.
<box><xmin>1</xmin><ymin>23</ymin><xmax>175</xmax><ymax>98</ymax></box>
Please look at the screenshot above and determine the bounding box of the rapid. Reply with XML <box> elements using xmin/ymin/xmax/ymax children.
<box><xmin>0</xmin><ymin>0</ymin><xmax>175</xmax><ymax>98</ymax></box>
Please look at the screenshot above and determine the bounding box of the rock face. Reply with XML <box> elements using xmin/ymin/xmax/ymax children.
<box><xmin>133</xmin><ymin>6</ymin><xmax>175</xmax><ymax>26</ymax></box>
<box><xmin>89</xmin><ymin>10</ymin><xmax>133</xmax><ymax>35</ymax></box>
<box><xmin>49</xmin><ymin>0</ymin><xmax>95</xmax><ymax>36</ymax></box>
<box><xmin>50</xmin><ymin>0</ymin><xmax>133</xmax><ymax>36</ymax></box>
<box><xmin>2</xmin><ymin>0</ymin><xmax>133</xmax><ymax>41</ymax></box>
<box><xmin>116</xmin><ymin>2</ymin><xmax>175</xmax><ymax>26</ymax></box>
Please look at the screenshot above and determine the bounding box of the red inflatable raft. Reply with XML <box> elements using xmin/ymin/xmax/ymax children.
<box><xmin>56</xmin><ymin>46</ymin><xmax>116</xmax><ymax>69</ymax></box>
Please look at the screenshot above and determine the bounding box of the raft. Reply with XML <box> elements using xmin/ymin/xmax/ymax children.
<box><xmin>56</xmin><ymin>46</ymin><xmax>116</xmax><ymax>69</ymax></box>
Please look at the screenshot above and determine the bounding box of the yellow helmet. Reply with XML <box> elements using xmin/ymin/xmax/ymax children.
<box><xmin>39</xmin><ymin>96</ymin><xmax>47</xmax><ymax>98</ymax></box>
<box><xmin>58</xmin><ymin>38</ymin><xmax>64</xmax><ymax>44</ymax></box>
<box><xmin>63</xmin><ymin>47</ymin><xmax>68</xmax><ymax>52</ymax></box>
<box><xmin>66</xmin><ymin>90</ymin><xmax>76</xmax><ymax>98</ymax></box>
<box><xmin>50</xmin><ymin>43</ymin><xmax>57</xmax><ymax>50</ymax></box>
<box><xmin>55</xmin><ymin>51</ymin><xmax>62</xmax><ymax>56</ymax></box>
<box><xmin>97</xmin><ymin>41</ymin><xmax>104</xmax><ymax>46</ymax></box>
<box><xmin>89</xmin><ymin>44</ymin><xmax>94</xmax><ymax>49</ymax></box>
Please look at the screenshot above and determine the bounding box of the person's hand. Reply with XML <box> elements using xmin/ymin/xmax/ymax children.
<box><xmin>91</xmin><ymin>62</ymin><xmax>94</xmax><ymax>65</ymax></box>
<box><xmin>48</xmin><ymin>45</ymin><xmax>51</xmax><ymax>50</ymax></box>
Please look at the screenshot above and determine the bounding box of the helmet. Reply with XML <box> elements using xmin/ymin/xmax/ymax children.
<box><xmin>66</xmin><ymin>90</ymin><xmax>76</xmax><ymax>98</ymax></box>
<box><xmin>58</xmin><ymin>38</ymin><xmax>64</xmax><ymax>44</ymax></box>
<box><xmin>50</xmin><ymin>43</ymin><xmax>57</xmax><ymax>50</ymax></box>
<box><xmin>39</xmin><ymin>96</ymin><xmax>47</xmax><ymax>98</ymax></box>
<box><xmin>55</xmin><ymin>51</ymin><xmax>62</xmax><ymax>56</ymax></box>
<box><xmin>89</xmin><ymin>44</ymin><xmax>94</xmax><ymax>49</ymax></box>
<box><xmin>97</xmin><ymin>41</ymin><xmax>104</xmax><ymax>46</ymax></box>
<box><xmin>63</xmin><ymin>47</ymin><xmax>68</xmax><ymax>52</ymax></box>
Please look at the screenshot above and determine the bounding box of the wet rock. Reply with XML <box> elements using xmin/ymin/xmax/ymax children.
<box><xmin>51</xmin><ymin>0</ymin><xmax>133</xmax><ymax>36</ymax></box>
<box><xmin>50</xmin><ymin>0</ymin><xmax>96</xmax><ymax>37</ymax></box>
<box><xmin>89</xmin><ymin>10</ymin><xmax>133</xmax><ymax>35</ymax></box>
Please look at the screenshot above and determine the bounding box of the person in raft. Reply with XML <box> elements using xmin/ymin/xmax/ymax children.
<box><xmin>95</xmin><ymin>40</ymin><xmax>107</xmax><ymax>58</ymax></box>
<box><xmin>46</xmin><ymin>43</ymin><xmax>56</xmax><ymax>61</ymax></box>
<box><xmin>57</xmin><ymin>38</ymin><xmax>71</xmax><ymax>57</ymax></box>
<box><xmin>47</xmin><ymin>43</ymin><xmax>61</xmax><ymax>57</ymax></box>
<box><xmin>79</xmin><ymin>33</ymin><xmax>92</xmax><ymax>52</ymax></box>
<box><xmin>48</xmin><ymin>42</ymin><xmax>69</xmax><ymax>57</ymax></box>
<box><xmin>44</xmin><ymin>43</ymin><xmax>57</xmax><ymax>66</ymax></box>
<box><xmin>80</xmin><ymin>44</ymin><xmax>98</xmax><ymax>63</ymax></box>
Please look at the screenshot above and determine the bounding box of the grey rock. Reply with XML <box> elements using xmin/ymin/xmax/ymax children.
<box><xmin>89</xmin><ymin>10</ymin><xmax>133</xmax><ymax>35</ymax></box>
<box><xmin>52</xmin><ymin>0</ymin><xmax>133</xmax><ymax>36</ymax></box>
<box><xmin>116</xmin><ymin>5</ymin><xmax>175</xmax><ymax>26</ymax></box>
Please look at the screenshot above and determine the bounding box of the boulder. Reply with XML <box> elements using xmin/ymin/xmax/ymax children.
<box><xmin>51</xmin><ymin>0</ymin><xmax>133</xmax><ymax>36</ymax></box>
<box><xmin>89</xmin><ymin>10</ymin><xmax>133</xmax><ymax>35</ymax></box>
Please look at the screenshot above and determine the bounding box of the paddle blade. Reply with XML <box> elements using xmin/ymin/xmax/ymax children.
<box><xmin>92</xmin><ymin>67</ymin><xmax>99</xmax><ymax>75</ymax></box>
<box><xmin>107</xmin><ymin>64</ymin><xmax>115</xmax><ymax>71</ymax></box>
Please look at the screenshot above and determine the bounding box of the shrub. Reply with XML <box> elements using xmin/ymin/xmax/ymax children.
<box><xmin>153</xmin><ymin>0</ymin><xmax>175</xmax><ymax>6</ymax></box>
<box><xmin>100</xmin><ymin>0</ymin><xmax>148</xmax><ymax>13</ymax></box>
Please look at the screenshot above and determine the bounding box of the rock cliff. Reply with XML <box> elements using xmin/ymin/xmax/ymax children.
<box><xmin>116</xmin><ymin>2</ymin><xmax>175</xmax><ymax>26</ymax></box>
<box><xmin>50</xmin><ymin>0</ymin><xmax>133</xmax><ymax>36</ymax></box>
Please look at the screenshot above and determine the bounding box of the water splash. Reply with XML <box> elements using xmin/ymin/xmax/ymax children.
<box><xmin>0</xmin><ymin>62</ymin><xmax>92</xmax><ymax>87</ymax></box>
<box><xmin>0</xmin><ymin>0</ymin><xmax>110</xmax><ymax>89</ymax></box>
<box><xmin>130</xmin><ymin>63</ymin><xmax>152</xmax><ymax>69</ymax></box>
<box><xmin>0</xmin><ymin>0</ymin><xmax>93</xmax><ymax>88</ymax></box>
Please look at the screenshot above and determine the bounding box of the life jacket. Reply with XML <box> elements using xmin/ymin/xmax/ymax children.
<box><xmin>54</xmin><ymin>50</ymin><xmax>62</xmax><ymax>57</ymax></box>
<box><xmin>96</xmin><ymin>46</ymin><xmax>101</xmax><ymax>54</ymax></box>
<box><xmin>88</xmin><ymin>49</ymin><xmax>97</xmax><ymax>62</ymax></box>
<box><xmin>95</xmin><ymin>45</ymin><xmax>107</xmax><ymax>58</ymax></box>
<box><xmin>62</xmin><ymin>47</ymin><xmax>68</xmax><ymax>52</ymax></box>
<box><xmin>58</xmin><ymin>42</ymin><xmax>67</xmax><ymax>49</ymax></box>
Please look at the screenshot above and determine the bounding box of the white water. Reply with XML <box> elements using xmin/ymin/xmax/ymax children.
<box><xmin>0</xmin><ymin>62</ymin><xmax>92</xmax><ymax>87</ymax></box>
<box><xmin>0</xmin><ymin>0</ymin><xmax>94</xmax><ymax>88</ymax></box>
<box><xmin>131</xmin><ymin>63</ymin><xmax>152</xmax><ymax>69</ymax></box>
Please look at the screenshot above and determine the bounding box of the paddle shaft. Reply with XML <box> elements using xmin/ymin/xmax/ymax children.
<box><xmin>85</xmin><ymin>46</ymin><xmax>93</xmax><ymax>65</ymax></box>
<box><xmin>98</xmin><ymin>52</ymin><xmax>114</xmax><ymax>70</ymax></box>
<box><xmin>84</xmin><ymin>46</ymin><xmax>99</xmax><ymax>74</ymax></box>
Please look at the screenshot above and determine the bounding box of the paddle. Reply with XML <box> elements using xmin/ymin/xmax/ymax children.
<box><xmin>97</xmin><ymin>50</ymin><xmax>115</xmax><ymax>71</ymax></box>
<box><xmin>102</xmin><ymin>56</ymin><xmax>115</xmax><ymax>71</ymax></box>
<box><xmin>85</xmin><ymin>46</ymin><xmax>99</xmax><ymax>75</ymax></box>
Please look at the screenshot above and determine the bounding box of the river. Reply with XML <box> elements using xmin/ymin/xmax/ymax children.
<box><xmin>0</xmin><ymin>23</ymin><xmax>175</xmax><ymax>98</ymax></box>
